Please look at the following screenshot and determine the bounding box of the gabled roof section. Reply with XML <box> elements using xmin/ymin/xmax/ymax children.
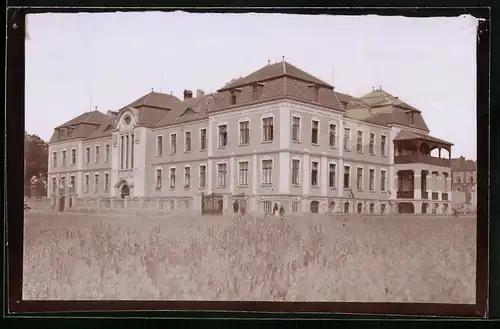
<box><xmin>394</xmin><ymin>129</ymin><xmax>453</xmax><ymax>146</ymax></box>
<box><xmin>451</xmin><ymin>157</ymin><xmax>477</xmax><ymax>171</ymax></box>
<box><xmin>125</xmin><ymin>91</ymin><xmax>180</xmax><ymax>110</ymax></box>
<box><xmin>218</xmin><ymin>60</ymin><xmax>333</xmax><ymax>91</ymax></box>
<box><xmin>55</xmin><ymin>110</ymin><xmax>109</xmax><ymax>129</ymax></box>
<box><xmin>344</xmin><ymin>88</ymin><xmax>430</xmax><ymax>131</ymax></box>
<box><xmin>358</xmin><ymin>89</ymin><xmax>421</xmax><ymax>113</ymax></box>
<box><xmin>154</xmin><ymin>94</ymin><xmax>216</xmax><ymax>128</ymax></box>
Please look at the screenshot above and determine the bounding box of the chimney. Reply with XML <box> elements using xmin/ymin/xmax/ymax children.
<box><xmin>183</xmin><ymin>89</ymin><xmax>193</xmax><ymax>100</ymax></box>
<box><xmin>460</xmin><ymin>156</ymin><xmax>465</xmax><ymax>161</ymax></box>
<box><xmin>196</xmin><ymin>89</ymin><xmax>206</xmax><ymax>98</ymax></box>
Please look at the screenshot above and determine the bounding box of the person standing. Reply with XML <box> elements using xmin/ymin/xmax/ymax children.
<box><xmin>273</xmin><ymin>203</ymin><xmax>279</xmax><ymax>217</ymax></box>
<box><xmin>279</xmin><ymin>205</ymin><xmax>285</xmax><ymax>220</ymax></box>
<box><xmin>233</xmin><ymin>200</ymin><xmax>239</xmax><ymax>220</ymax></box>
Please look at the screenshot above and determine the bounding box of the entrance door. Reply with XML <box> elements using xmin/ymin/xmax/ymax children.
<box><xmin>310</xmin><ymin>201</ymin><xmax>319</xmax><ymax>213</ymax></box>
<box><xmin>121</xmin><ymin>184</ymin><xmax>130</xmax><ymax>198</ymax></box>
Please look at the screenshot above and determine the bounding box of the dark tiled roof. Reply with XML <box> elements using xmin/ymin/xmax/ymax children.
<box><xmin>218</xmin><ymin>60</ymin><xmax>333</xmax><ymax>91</ymax></box>
<box><xmin>125</xmin><ymin>91</ymin><xmax>180</xmax><ymax>110</ymax></box>
<box><xmin>336</xmin><ymin>92</ymin><xmax>358</xmax><ymax>105</ymax></box>
<box><xmin>344</xmin><ymin>89</ymin><xmax>430</xmax><ymax>131</ymax></box>
<box><xmin>210</xmin><ymin>76</ymin><xmax>344</xmax><ymax>113</ymax></box>
<box><xmin>154</xmin><ymin>95</ymin><xmax>216</xmax><ymax>127</ymax></box>
<box><xmin>85</xmin><ymin>117</ymin><xmax>117</xmax><ymax>140</ymax></box>
<box><xmin>50</xmin><ymin>111</ymin><xmax>111</xmax><ymax>143</ymax></box>
<box><xmin>451</xmin><ymin>157</ymin><xmax>477</xmax><ymax>171</ymax></box>
<box><xmin>394</xmin><ymin>129</ymin><xmax>453</xmax><ymax>146</ymax></box>
<box><xmin>55</xmin><ymin>110</ymin><xmax>109</xmax><ymax>129</ymax></box>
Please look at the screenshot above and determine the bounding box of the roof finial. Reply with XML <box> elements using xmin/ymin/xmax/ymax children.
<box><xmin>151</xmin><ymin>87</ymin><xmax>154</xmax><ymax>92</ymax></box>
<box><xmin>282</xmin><ymin>56</ymin><xmax>285</xmax><ymax>62</ymax></box>
<box><xmin>372</xmin><ymin>86</ymin><xmax>375</xmax><ymax>91</ymax></box>
<box><xmin>379</xmin><ymin>85</ymin><xmax>382</xmax><ymax>90</ymax></box>
<box><xmin>268</xmin><ymin>59</ymin><xmax>270</xmax><ymax>65</ymax></box>
<box><xmin>95</xmin><ymin>106</ymin><xmax>97</xmax><ymax>111</ymax></box>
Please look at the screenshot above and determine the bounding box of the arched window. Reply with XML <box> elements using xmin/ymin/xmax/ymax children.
<box><xmin>328</xmin><ymin>201</ymin><xmax>336</xmax><ymax>213</ymax></box>
<box><xmin>344</xmin><ymin>202</ymin><xmax>349</xmax><ymax>213</ymax></box>
<box><xmin>369</xmin><ymin>203</ymin><xmax>375</xmax><ymax>213</ymax></box>
<box><xmin>357</xmin><ymin>202</ymin><xmax>363</xmax><ymax>213</ymax></box>
<box><xmin>381</xmin><ymin>204</ymin><xmax>386</xmax><ymax>214</ymax></box>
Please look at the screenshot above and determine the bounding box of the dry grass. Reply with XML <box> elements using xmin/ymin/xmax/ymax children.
<box><xmin>23</xmin><ymin>211</ymin><xmax>476</xmax><ymax>303</ymax></box>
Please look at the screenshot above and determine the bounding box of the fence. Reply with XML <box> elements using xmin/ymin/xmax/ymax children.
<box><xmin>44</xmin><ymin>196</ymin><xmax>195</xmax><ymax>213</ymax></box>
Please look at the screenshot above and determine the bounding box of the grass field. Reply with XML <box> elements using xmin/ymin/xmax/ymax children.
<box><xmin>23</xmin><ymin>211</ymin><xmax>476</xmax><ymax>303</ymax></box>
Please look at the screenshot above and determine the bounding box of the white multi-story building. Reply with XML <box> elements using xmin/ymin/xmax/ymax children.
<box><xmin>48</xmin><ymin>59</ymin><xmax>454</xmax><ymax>214</ymax></box>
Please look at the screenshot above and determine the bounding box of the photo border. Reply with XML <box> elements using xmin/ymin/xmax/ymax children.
<box><xmin>4</xmin><ymin>3</ymin><xmax>493</xmax><ymax>323</ymax></box>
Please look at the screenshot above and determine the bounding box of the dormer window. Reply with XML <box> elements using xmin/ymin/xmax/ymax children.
<box><xmin>308</xmin><ymin>84</ymin><xmax>320</xmax><ymax>102</ymax></box>
<box><xmin>252</xmin><ymin>83</ymin><xmax>264</xmax><ymax>101</ymax></box>
<box><xmin>407</xmin><ymin>111</ymin><xmax>415</xmax><ymax>125</ymax></box>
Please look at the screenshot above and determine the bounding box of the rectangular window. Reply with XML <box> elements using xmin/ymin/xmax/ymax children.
<box><xmin>292</xmin><ymin>159</ymin><xmax>300</xmax><ymax>185</ymax></box>
<box><xmin>217</xmin><ymin>163</ymin><xmax>227</xmax><ymax>187</ymax></box>
<box><xmin>329</xmin><ymin>124</ymin><xmax>337</xmax><ymax>147</ymax></box>
<box><xmin>292</xmin><ymin>201</ymin><xmax>299</xmax><ymax>213</ymax></box>
<box><xmin>105</xmin><ymin>144</ymin><xmax>110</xmax><ymax>163</ymax></box>
<box><xmin>369</xmin><ymin>169</ymin><xmax>375</xmax><ymax>191</ymax></box>
<box><xmin>69</xmin><ymin>175</ymin><xmax>75</xmax><ymax>193</ymax></box>
<box><xmin>120</xmin><ymin>136</ymin><xmax>124</xmax><ymax>169</ymax></box>
<box><xmin>344</xmin><ymin>128</ymin><xmax>351</xmax><ymax>151</ymax></box>
<box><xmin>369</xmin><ymin>133</ymin><xmax>375</xmax><ymax>155</ymax></box>
<box><xmin>381</xmin><ymin>135</ymin><xmax>387</xmax><ymax>156</ymax></box>
<box><xmin>381</xmin><ymin>170</ymin><xmax>387</xmax><ymax>191</ymax></box>
<box><xmin>184</xmin><ymin>167</ymin><xmax>191</xmax><ymax>188</ymax></box>
<box><xmin>60</xmin><ymin>150</ymin><xmax>66</xmax><ymax>166</ymax></box>
<box><xmin>85</xmin><ymin>175</ymin><xmax>89</xmax><ymax>192</ymax></box>
<box><xmin>170</xmin><ymin>168</ymin><xmax>176</xmax><ymax>188</ymax></box>
<box><xmin>60</xmin><ymin>177</ymin><xmax>66</xmax><ymax>192</ymax></box>
<box><xmin>200</xmin><ymin>128</ymin><xmax>207</xmax><ymax>150</ymax></box>
<box><xmin>131</xmin><ymin>134</ymin><xmax>134</xmax><ymax>169</ymax></box>
<box><xmin>292</xmin><ymin>116</ymin><xmax>301</xmax><ymax>142</ymax></box>
<box><xmin>94</xmin><ymin>174</ymin><xmax>99</xmax><ymax>193</ymax></box>
<box><xmin>357</xmin><ymin>167</ymin><xmax>363</xmax><ymax>190</ymax></box>
<box><xmin>238</xmin><ymin>161</ymin><xmax>249</xmax><ymax>186</ymax></box>
<box><xmin>86</xmin><ymin>147</ymin><xmax>91</xmax><ymax>164</ymax></box>
<box><xmin>185</xmin><ymin>131</ymin><xmax>192</xmax><ymax>152</ymax></box>
<box><xmin>218</xmin><ymin>125</ymin><xmax>228</xmax><ymax>147</ymax></box>
<box><xmin>252</xmin><ymin>85</ymin><xmax>261</xmax><ymax>100</ymax></box>
<box><xmin>262</xmin><ymin>117</ymin><xmax>274</xmax><ymax>142</ymax></box>
<box><xmin>125</xmin><ymin>135</ymin><xmax>129</xmax><ymax>169</ymax></box>
<box><xmin>262</xmin><ymin>159</ymin><xmax>273</xmax><ymax>185</ymax></box>
<box><xmin>311</xmin><ymin>161</ymin><xmax>319</xmax><ymax>187</ymax></box>
<box><xmin>199</xmin><ymin>165</ymin><xmax>206</xmax><ymax>188</ymax></box>
<box><xmin>52</xmin><ymin>152</ymin><xmax>57</xmax><ymax>167</ymax></box>
<box><xmin>71</xmin><ymin>149</ymin><xmax>76</xmax><ymax>165</ymax></box>
<box><xmin>170</xmin><ymin>134</ymin><xmax>177</xmax><ymax>154</ymax></box>
<box><xmin>231</xmin><ymin>91</ymin><xmax>237</xmax><ymax>105</ymax></box>
<box><xmin>343</xmin><ymin>166</ymin><xmax>350</xmax><ymax>188</ymax></box>
<box><xmin>239</xmin><ymin>121</ymin><xmax>250</xmax><ymax>145</ymax></box>
<box><xmin>329</xmin><ymin>163</ymin><xmax>336</xmax><ymax>187</ymax></box>
<box><xmin>95</xmin><ymin>146</ymin><xmax>100</xmax><ymax>163</ymax></box>
<box><xmin>311</xmin><ymin>120</ymin><xmax>319</xmax><ymax>145</ymax></box>
<box><xmin>52</xmin><ymin>177</ymin><xmax>57</xmax><ymax>193</ymax></box>
<box><xmin>157</xmin><ymin>136</ymin><xmax>163</xmax><ymax>155</ymax></box>
<box><xmin>356</xmin><ymin>131</ymin><xmax>363</xmax><ymax>153</ymax></box>
<box><xmin>156</xmin><ymin>169</ymin><xmax>162</xmax><ymax>190</ymax></box>
<box><xmin>104</xmin><ymin>173</ymin><xmax>109</xmax><ymax>192</ymax></box>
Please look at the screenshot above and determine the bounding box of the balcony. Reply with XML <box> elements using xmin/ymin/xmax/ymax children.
<box><xmin>421</xmin><ymin>191</ymin><xmax>429</xmax><ymax>199</ymax></box>
<box><xmin>432</xmin><ymin>192</ymin><xmax>439</xmax><ymax>200</ymax></box>
<box><xmin>394</xmin><ymin>154</ymin><xmax>451</xmax><ymax>167</ymax></box>
<box><xmin>397</xmin><ymin>190</ymin><xmax>414</xmax><ymax>199</ymax></box>
<box><xmin>442</xmin><ymin>193</ymin><xmax>448</xmax><ymax>201</ymax></box>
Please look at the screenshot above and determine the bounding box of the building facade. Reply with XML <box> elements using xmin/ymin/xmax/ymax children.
<box><xmin>451</xmin><ymin>156</ymin><xmax>477</xmax><ymax>207</ymax></box>
<box><xmin>47</xmin><ymin>60</ymin><xmax>453</xmax><ymax>214</ymax></box>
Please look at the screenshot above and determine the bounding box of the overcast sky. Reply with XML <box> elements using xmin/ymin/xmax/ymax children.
<box><xmin>25</xmin><ymin>12</ymin><xmax>478</xmax><ymax>160</ymax></box>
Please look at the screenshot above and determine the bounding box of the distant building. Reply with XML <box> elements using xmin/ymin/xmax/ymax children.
<box><xmin>47</xmin><ymin>59</ymin><xmax>455</xmax><ymax>214</ymax></box>
<box><xmin>451</xmin><ymin>156</ymin><xmax>477</xmax><ymax>206</ymax></box>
